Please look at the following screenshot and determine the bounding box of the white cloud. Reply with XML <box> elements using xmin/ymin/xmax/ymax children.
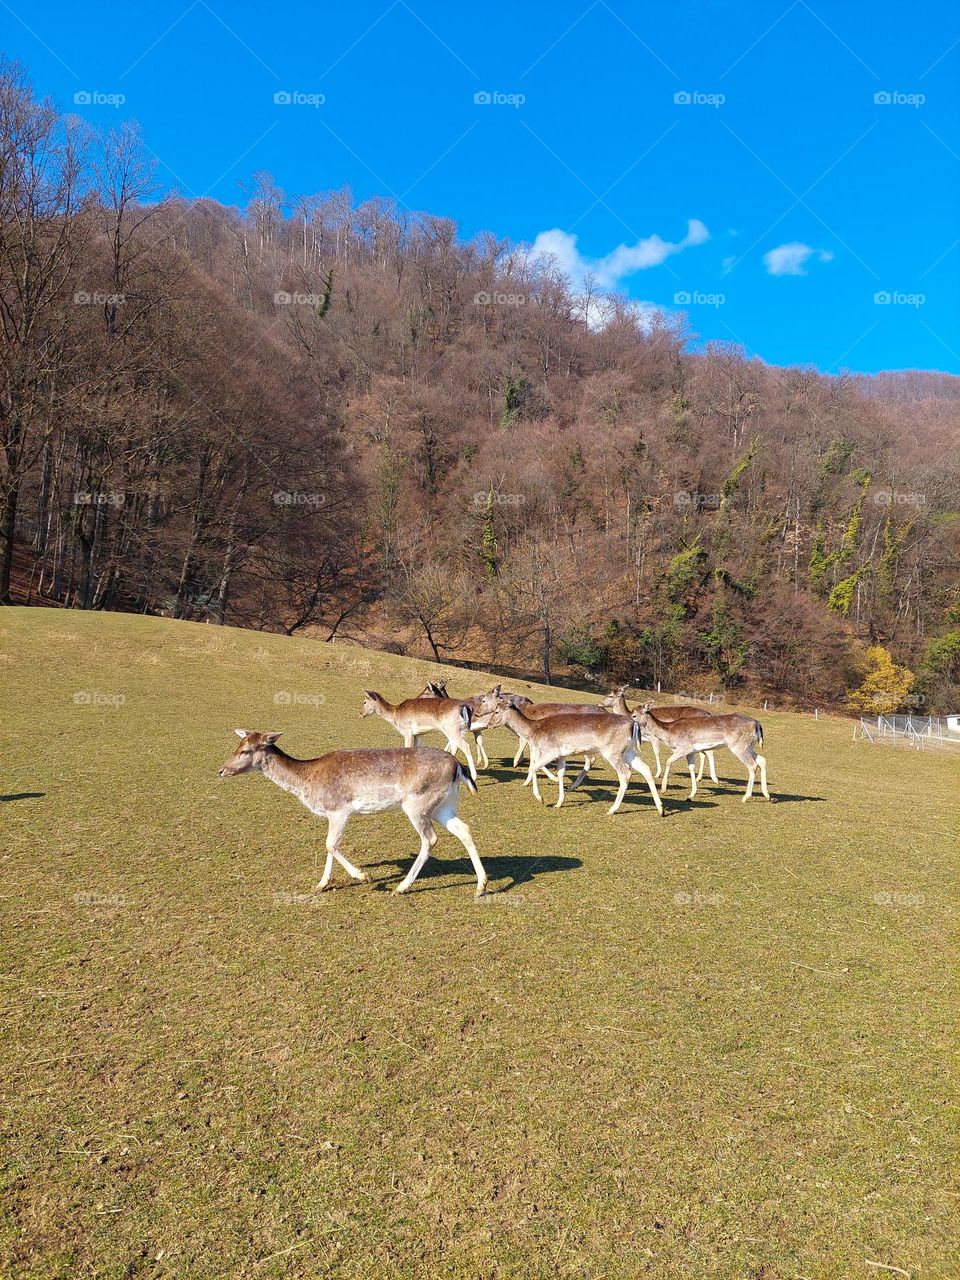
<box><xmin>527</xmin><ymin>219</ymin><xmax>709</xmax><ymax>292</ymax></box>
<box><xmin>763</xmin><ymin>242</ymin><xmax>834</xmax><ymax>276</ymax></box>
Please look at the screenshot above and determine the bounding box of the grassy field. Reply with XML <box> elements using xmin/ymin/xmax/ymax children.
<box><xmin>1</xmin><ymin>607</ymin><xmax>957</xmax><ymax>1279</ymax></box>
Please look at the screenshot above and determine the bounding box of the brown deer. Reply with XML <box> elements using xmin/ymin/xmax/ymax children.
<box><xmin>360</xmin><ymin>691</ymin><xmax>478</xmax><ymax>781</ymax></box>
<box><xmin>631</xmin><ymin>705</ymin><xmax>770</xmax><ymax>802</ymax></box>
<box><xmin>476</xmin><ymin>689</ymin><xmax>663</xmax><ymax>816</ymax></box>
<box><xmin>218</xmin><ymin>731</ymin><xmax>488</xmax><ymax>896</ymax></box>
<box><xmin>600</xmin><ymin>686</ymin><xmax>719</xmax><ymax>783</ymax></box>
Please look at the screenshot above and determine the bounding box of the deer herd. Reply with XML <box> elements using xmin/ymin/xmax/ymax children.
<box><xmin>219</xmin><ymin>679</ymin><xmax>770</xmax><ymax>899</ymax></box>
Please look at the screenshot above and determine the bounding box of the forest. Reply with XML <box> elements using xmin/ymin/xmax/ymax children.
<box><xmin>2</xmin><ymin>60</ymin><xmax>958</xmax><ymax>711</ymax></box>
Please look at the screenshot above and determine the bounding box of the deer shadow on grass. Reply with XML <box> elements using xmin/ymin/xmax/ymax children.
<box><xmin>1</xmin><ymin>792</ymin><xmax>45</xmax><ymax>802</ymax></box>
<box><xmin>365</xmin><ymin>851</ymin><xmax>582</xmax><ymax>895</ymax></box>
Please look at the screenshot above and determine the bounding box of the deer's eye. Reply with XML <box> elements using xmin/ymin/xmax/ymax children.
<box><xmin>240</xmin><ymin>748</ymin><xmax>253</xmax><ymax>755</ymax></box>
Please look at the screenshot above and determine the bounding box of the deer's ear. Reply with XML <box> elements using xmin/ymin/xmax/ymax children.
<box><xmin>363</xmin><ymin>690</ymin><xmax>376</xmax><ymax>699</ymax></box>
<box><xmin>262</xmin><ymin>732</ymin><xmax>282</xmax><ymax>746</ymax></box>
<box><xmin>235</xmin><ymin>728</ymin><xmax>248</xmax><ymax>738</ymax></box>
<box><xmin>493</xmin><ymin>684</ymin><xmax>501</xmax><ymax>695</ymax></box>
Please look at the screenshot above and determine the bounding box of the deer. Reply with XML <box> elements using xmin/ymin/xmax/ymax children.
<box><xmin>218</xmin><ymin>731</ymin><xmax>488</xmax><ymax>897</ymax></box>
<box><xmin>475</xmin><ymin>688</ymin><xmax>663</xmax><ymax>816</ymax></box>
<box><xmin>600</xmin><ymin>686</ymin><xmax>719</xmax><ymax>784</ymax></box>
<box><xmin>630</xmin><ymin>705</ymin><xmax>770</xmax><ymax>803</ymax></box>
<box><xmin>360</xmin><ymin>691</ymin><xmax>478</xmax><ymax>781</ymax></box>
<box><xmin>418</xmin><ymin>680</ymin><xmax>497</xmax><ymax>769</ymax></box>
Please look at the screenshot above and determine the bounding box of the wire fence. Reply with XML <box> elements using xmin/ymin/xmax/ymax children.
<box><xmin>855</xmin><ymin>714</ymin><xmax>960</xmax><ymax>751</ymax></box>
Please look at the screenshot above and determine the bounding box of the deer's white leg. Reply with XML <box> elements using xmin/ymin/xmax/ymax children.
<box><xmin>757</xmin><ymin>753</ymin><xmax>770</xmax><ymax>800</ymax></box>
<box><xmin>455</xmin><ymin>732</ymin><xmax>477</xmax><ymax>781</ymax></box>
<box><xmin>474</xmin><ymin>733</ymin><xmax>489</xmax><ymax>769</ymax></box>
<box><xmin>394</xmin><ymin>807</ymin><xmax>438</xmax><ymax>894</ymax></box>
<box><xmin>569</xmin><ymin>753</ymin><xmax>592</xmax><ymax>791</ymax></box>
<box><xmin>660</xmin><ymin>749</ymin><xmax>685</xmax><ymax>796</ymax></box>
<box><xmin>649</xmin><ymin>736</ymin><xmax>662</xmax><ymax>779</ymax></box>
<box><xmin>706</xmin><ymin>750</ymin><xmax>719</xmax><ymax>783</ymax></box>
<box><xmin>696</xmin><ymin>752</ymin><xmax>706</xmax><ymax>782</ymax></box>
<box><xmin>554</xmin><ymin>759</ymin><xmax>567</xmax><ymax>808</ymax></box>
<box><xmin>403</xmin><ymin>732</ymin><xmax>414</xmax><ymax>748</ymax></box>
<box><xmin>318</xmin><ymin>812</ymin><xmax>369</xmax><ymax>887</ymax></box>
<box><xmin>315</xmin><ymin>852</ymin><xmax>335</xmax><ymax>891</ymax></box>
<box><xmin>623</xmin><ymin>749</ymin><xmax>664</xmax><ymax>816</ymax></box>
<box><xmin>686</xmin><ymin>754</ymin><xmax>698</xmax><ymax>800</ymax></box>
<box><xmin>526</xmin><ymin>754</ymin><xmax>546</xmax><ymax>803</ymax></box>
<box><xmin>513</xmin><ymin>738</ymin><xmax>526</xmax><ymax>768</ymax></box>
<box><xmin>436</xmin><ymin>801</ymin><xmax>487</xmax><ymax>897</ymax></box>
<box><xmin>742</xmin><ymin>763</ymin><xmax>756</xmax><ymax>802</ymax></box>
<box><xmin>605</xmin><ymin>755</ymin><xmax>631</xmax><ymax>815</ymax></box>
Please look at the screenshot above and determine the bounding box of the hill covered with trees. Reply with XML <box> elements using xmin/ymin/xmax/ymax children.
<box><xmin>2</xmin><ymin>61</ymin><xmax>958</xmax><ymax>710</ymax></box>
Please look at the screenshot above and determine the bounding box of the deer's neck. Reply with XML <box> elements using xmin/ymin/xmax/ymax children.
<box><xmin>504</xmin><ymin>706</ymin><xmax>531</xmax><ymax>735</ymax></box>
<box><xmin>260</xmin><ymin>748</ymin><xmax>314</xmax><ymax>806</ymax></box>
<box><xmin>374</xmin><ymin>696</ymin><xmax>397</xmax><ymax>723</ymax></box>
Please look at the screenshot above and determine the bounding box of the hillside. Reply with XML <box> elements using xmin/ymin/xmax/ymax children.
<box><xmin>2</xmin><ymin>608</ymin><xmax>957</xmax><ymax>1277</ymax></box>
<box><xmin>2</xmin><ymin>62</ymin><xmax>959</xmax><ymax>712</ymax></box>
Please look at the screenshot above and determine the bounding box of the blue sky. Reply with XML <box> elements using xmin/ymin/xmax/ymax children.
<box><xmin>4</xmin><ymin>0</ymin><xmax>958</xmax><ymax>373</ymax></box>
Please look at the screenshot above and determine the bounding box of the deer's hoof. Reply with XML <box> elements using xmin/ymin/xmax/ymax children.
<box><xmin>358</xmin><ymin>872</ymin><xmax>372</xmax><ymax>884</ymax></box>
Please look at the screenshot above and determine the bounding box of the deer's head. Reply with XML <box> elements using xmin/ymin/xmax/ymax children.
<box><xmin>219</xmin><ymin>730</ymin><xmax>282</xmax><ymax>777</ymax></box>
<box><xmin>360</xmin><ymin>691</ymin><xmax>382</xmax><ymax>718</ymax></box>
<box><xmin>599</xmin><ymin>685</ymin><xmax>630</xmax><ymax>708</ymax></box>
<box><xmin>474</xmin><ymin>684</ymin><xmax>503</xmax><ymax>718</ymax></box>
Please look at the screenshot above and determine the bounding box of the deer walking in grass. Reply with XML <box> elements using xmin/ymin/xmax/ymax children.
<box><xmin>361</xmin><ymin>691</ymin><xmax>478</xmax><ymax>781</ymax></box>
<box><xmin>600</xmin><ymin>687</ymin><xmax>719</xmax><ymax>783</ymax></box>
<box><xmin>219</xmin><ymin>731</ymin><xmax>488</xmax><ymax>896</ymax></box>
<box><xmin>475</xmin><ymin>689</ymin><xmax>663</xmax><ymax>816</ymax></box>
<box><xmin>630</xmin><ymin>705</ymin><xmax>770</xmax><ymax>803</ymax></box>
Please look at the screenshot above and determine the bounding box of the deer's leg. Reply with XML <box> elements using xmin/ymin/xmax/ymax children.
<box><xmin>513</xmin><ymin>737</ymin><xmax>526</xmax><ymax>768</ymax></box>
<box><xmin>660</xmin><ymin>749</ymin><xmax>694</xmax><ymax>798</ymax></box>
<box><xmin>553</xmin><ymin>758</ymin><xmax>568</xmax><ymax>808</ymax></box>
<box><xmin>316</xmin><ymin>811</ymin><xmax>369</xmax><ymax>889</ymax></box>
<box><xmin>432</xmin><ymin>790</ymin><xmax>488</xmax><ymax>896</ymax></box>
<box><xmin>648</xmin><ymin>735</ymin><xmax>662</xmax><ymax>778</ymax></box>
<box><xmin>453</xmin><ymin>731</ymin><xmax>477</xmax><ymax>781</ymax></box>
<box><xmin>526</xmin><ymin>752</ymin><xmax>547</xmax><ymax>803</ymax></box>
<box><xmin>622</xmin><ymin>747</ymin><xmax>664</xmax><ymax>816</ymax></box>
<box><xmin>757</xmin><ymin>752</ymin><xmax>770</xmax><ymax>800</ymax></box>
<box><xmin>604</xmin><ymin>753</ymin><xmax>631</xmax><ymax>815</ymax></box>
<box><xmin>472</xmin><ymin>731</ymin><xmax>489</xmax><ymax>769</ymax></box>
<box><xmin>569</xmin><ymin>753</ymin><xmax>593</xmax><ymax>791</ymax></box>
<box><xmin>394</xmin><ymin>804</ymin><xmax>438</xmax><ymax>895</ymax></box>
<box><xmin>403</xmin><ymin>731</ymin><xmax>415</xmax><ymax>748</ymax></box>
<box><xmin>705</xmin><ymin>750</ymin><xmax>719</xmax><ymax>783</ymax></box>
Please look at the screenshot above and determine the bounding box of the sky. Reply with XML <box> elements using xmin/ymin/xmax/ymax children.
<box><xmin>3</xmin><ymin>0</ymin><xmax>958</xmax><ymax>374</ymax></box>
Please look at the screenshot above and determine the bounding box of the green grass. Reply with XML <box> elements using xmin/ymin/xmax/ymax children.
<box><xmin>1</xmin><ymin>607</ymin><xmax>958</xmax><ymax>1279</ymax></box>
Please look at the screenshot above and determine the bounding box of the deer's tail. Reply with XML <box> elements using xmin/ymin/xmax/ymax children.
<box><xmin>755</xmin><ymin>721</ymin><xmax>764</xmax><ymax>746</ymax></box>
<box><xmin>456</xmin><ymin>762</ymin><xmax>478</xmax><ymax>795</ymax></box>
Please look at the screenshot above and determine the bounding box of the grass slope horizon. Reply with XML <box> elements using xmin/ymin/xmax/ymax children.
<box><xmin>2</xmin><ymin>608</ymin><xmax>957</xmax><ymax>1279</ymax></box>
